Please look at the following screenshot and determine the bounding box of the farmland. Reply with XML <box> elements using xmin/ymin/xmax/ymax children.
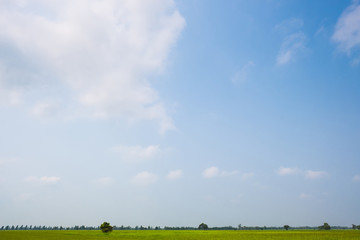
<box><xmin>0</xmin><ymin>230</ymin><xmax>359</xmax><ymax>240</ymax></box>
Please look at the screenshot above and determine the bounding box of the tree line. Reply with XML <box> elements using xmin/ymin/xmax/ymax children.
<box><xmin>1</xmin><ymin>223</ymin><xmax>359</xmax><ymax>231</ymax></box>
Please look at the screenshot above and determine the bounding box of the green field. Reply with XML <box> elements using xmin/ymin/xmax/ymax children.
<box><xmin>1</xmin><ymin>230</ymin><xmax>360</xmax><ymax>240</ymax></box>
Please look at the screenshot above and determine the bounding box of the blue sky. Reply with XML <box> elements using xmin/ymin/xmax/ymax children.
<box><xmin>0</xmin><ymin>0</ymin><xmax>360</xmax><ymax>228</ymax></box>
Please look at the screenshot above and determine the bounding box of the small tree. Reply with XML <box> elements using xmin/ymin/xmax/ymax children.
<box><xmin>100</xmin><ymin>222</ymin><xmax>113</xmax><ymax>233</ymax></box>
<box><xmin>198</xmin><ymin>223</ymin><xmax>208</xmax><ymax>230</ymax></box>
<box><xmin>284</xmin><ymin>225</ymin><xmax>290</xmax><ymax>230</ymax></box>
<box><xmin>319</xmin><ymin>222</ymin><xmax>331</xmax><ymax>230</ymax></box>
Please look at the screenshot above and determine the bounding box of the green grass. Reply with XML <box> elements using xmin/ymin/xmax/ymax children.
<box><xmin>0</xmin><ymin>230</ymin><xmax>359</xmax><ymax>240</ymax></box>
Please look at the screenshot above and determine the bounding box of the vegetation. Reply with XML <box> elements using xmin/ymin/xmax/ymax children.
<box><xmin>0</xmin><ymin>230</ymin><xmax>360</xmax><ymax>240</ymax></box>
<box><xmin>100</xmin><ymin>222</ymin><xmax>112</xmax><ymax>233</ymax></box>
<box><xmin>318</xmin><ymin>222</ymin><xmax>331</xmax><ymax>230</ymax></box>
<box><xmin>284</xmin><ymin>225</ymin><xmax>290</xmax><ymax>230</ymax></box>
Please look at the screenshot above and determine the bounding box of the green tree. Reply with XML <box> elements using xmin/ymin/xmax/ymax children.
<box><xmin>198</xmin><ymin>223</ymin><xmax>208</xmax><ymax>230</ymax></box>
<box><xmin>319</xmin><ymin>222</ymin><xmax>331</xmax><ymax>230</ymax></box>
<box><xmin>100</xmin><ymin>222</ymin><xmax>113</xmax><ymax>233</ymax></box>
<box><xmin>284</xmin><ymin>225</ymin><xmax>290</xmax><ymax>230</ymax></box>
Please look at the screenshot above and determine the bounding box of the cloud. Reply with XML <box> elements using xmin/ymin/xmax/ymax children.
<box><xmin>112</xmin><ymin>145</ymin><xmax>161</xmax><ymax>163</ymax></box>
<box><xmin>299</xmin><ymin>193</ymin><xmax>311</xmax><ymax>199</ymax></box>
<box><xmin>0</xmin><ymin>157</ymin><xmax>17</xmax><ymax>167</ymax></box>
<box><xmin>31</xmin><ymin>101</ymin><xmax>60</xmax><ymax>118</ymax></box>
<box><xmin>202</xmin><ymin>167</ymin><xmax>239</xmax><ymax>178</ymax></box>
<box><xmin>94</xmin><ymin>177</ymin><xmax>114</xmax><ymax>186</ymax></box>
<box><xmin>305</xmin><ymin>170</ymin><xmax>327</xmax><ymax>180</ymax></box>
<box><xmin>277</xmin><ymin>167</ymin><xmax>299</xmax><ymax>176</ymax></box>
<box><xmin>353</xmin><ymin>175</ymin><xmax>360</xmax><ymax>182</ymax></box>
<box><xmin>0</xmin><ymin>0</ymin><xmax>185</xmax><ymax>133</ymax></box>
<box><xmin>275</xmin><ymin>18</ymin><xmax>307</xmax><ymax>66</ymax></box>
<box><xmin>25</xmin><ymin>176</ymin><xmax>60</xmax><ymax>184</ymax></box>
<box><xmin>231</xmin><ymin>61</ymin><xmax>255</xmax><ymax>85</ymax></box>
<box><xmin>332</xmin><ymin>2</ymin><xmax>360</xmax><ymax>55</ymax></box>
<box><xmin>276</xmin><ymin>32</ymin><xmax>307</xmax><ymax>65</ymax></box>
<box><xmin>202</xmin><ymin>167</ymin><xmax>220</xmax><ymax>178</ymax></box>
<box><xmin>167</xmin><ymin>169</ymin><xmax>183</xmax><ymax>179</ymax></box>
<box><xmin>131</xmin><ymin>171</ymin><xmax>158</xmax><ymax>186</ymax></box>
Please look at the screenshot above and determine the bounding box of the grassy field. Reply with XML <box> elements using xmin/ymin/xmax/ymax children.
<box><xmin>0</xmin><ymin>230</ymin><xmax>359</xmax><ymax>240</ymax></box>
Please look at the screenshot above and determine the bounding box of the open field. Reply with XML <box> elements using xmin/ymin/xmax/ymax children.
<box><xmin>1</xmin><ymin>230</ymin><xmax>360</xmax><ymax>240</ymax></box>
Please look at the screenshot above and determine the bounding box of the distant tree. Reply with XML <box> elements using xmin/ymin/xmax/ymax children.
<box><xmin>238</xmin><ymin>224</ymin><xmax>242</xmax><ymax>230</ymax></box>
<box><xmin>319</xmin><ymin>223</ymin><xmax>331</xmax><ymax>230</ymax></box>
<box><xmin>357</xmin><ymin>225</ymin><xmax>360</xmax><ymax>230</ymax></box>
<box><xmin>352</xmin><ymin>224</ymin><xmax>357</xmax><ymax>230</ymax></box>
<box><xmin>198</xmin><ymin>223</ymin><xmax>208</xmax><ymax>230</ymax></box>
<box><xmin>100</xmin><ymin>222</ymin><xmax>113</xmax><ymax>233</ymax></box>
<box><xmin>284</xmin><ymin>225</ymin><xmax>290</xmax><ymax>230</ymax></box>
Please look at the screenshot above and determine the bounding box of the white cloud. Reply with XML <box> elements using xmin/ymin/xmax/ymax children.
<box><xmin>305</xmin><ymin>170</ymin><xmax>327</xmax><ymax>180</ymax></box>
<box><xmin>202</xmin><ymin>166</ymin><xmax>220</xmax><ymax>178</ymax></box>
<box><xmin>277</xmin><ymin>167</ymin><xmax>299</xmax><ymax>176</ymax></box>
<box><xmin>25</xmin><ymin>176</ymin><xmax>60</xmax><ymax>184</ymax></box>
<box><xmin>202</xmin><ymin>167</ymin><xmax>239</xmax><ymax>178</ymax></box>
<box><xmin>332</xmin><ymin>2</ymin><xmax>360</xmax><ymax>55</ymax></box>
<box><xmin>277</xmin><ymin>32</ymin><xmax>307</xmax><ymax>65</ymax></box>
<box><xmin>94</xmin><ymin>177</ymin><xmax>113</xmax><ymax>186</ymax></box>
<box><xmin>167</xmin><ymin>169</ymin><xmax>183</xmax><ymax>179</ymax></box>
<box><xmin>131</xmin><ymin>171</ymin><xmax>158</xmax><ymax>186</ymax></box>
<box><xmin>220</xmin><ymin>170</ymin><xmax>239</xmax><ymax>177</ymax></box>
<box><xmin>0</xmin><ymin>0</ymin><xmax>185</xmax><ymax>133</ymax></box>
<box><xmin>231</xmin><ymin>61</ymin><xmax>255</xmax><ymax>85</ymax></box>
<box><xmin>353</xmin><ymin>175</ymin><xmax>360</xmax><ymax>182</ymax></box>
<box><xmin>112</xmin><ymin>145</ymin><xmax>161</xmax><ymax>163</ymax></box>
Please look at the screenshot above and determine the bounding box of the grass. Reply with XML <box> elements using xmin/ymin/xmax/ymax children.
<box><xmin>0</xmin><ymin>230</ymin><xmax>359</xmax><ymax>240</ymax></box>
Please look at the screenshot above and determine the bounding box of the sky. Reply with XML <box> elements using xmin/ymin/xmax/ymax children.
<box><xmin>0</xmin><ymin>0</ymin><xmax>360</xmax><ymax>228</ymax></box>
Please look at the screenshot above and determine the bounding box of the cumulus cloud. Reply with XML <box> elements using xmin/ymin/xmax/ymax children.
<box><xmin>112</xmin><ymin>145</ymin><xmax>161</xmax><ymax>163</ymax></box>
<box><xmin>167</xmin><ymin>169</ymin><xmax>183</xmax><ymax>179</ymax></box>
<box><xmin>277</xmin><ymin>167</ymin><xmax>299</xmax><ymax>176</ymax></box>
<box><xmin>305</xmin><ymin>170</ymin><xmax>327</xmax><ymax>180</ymax></box>
<box><xmin>0</xmin><ymin>0</ymin><xmax>185</xmax><ymax>133</ymax></box>
<box><xmin>25</xmin><ymin>176</ymin><xmax>60</xmax><ymax>184</ymax></box>
<box><xmin>0</xmin><ymin>157</ymin><xmax>17</xmax><ymax>167</ymax></box>
<box><xmin>275</xmin><ymin>18</ymin><xmax>307</xmax><ymax>66</ymax></box>
<box><xmin>332</xmin><ymin>2</ymin><xmax>360</xmax><ymax>55</ymax></box>
<box><xmin>131</xmin><ymin>171</ymin><xmax>158</xmax><ymax>186</ymax></box>
<box><xmin>231</xmin><ymin>61</ymin><xmax>255</xmax><ymax>85</ymax></box>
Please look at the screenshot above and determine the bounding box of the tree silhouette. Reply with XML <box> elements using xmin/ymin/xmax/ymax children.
<box><xmin>100</xmin><ymin>222</ymin><xmax>113</xmax><ymax>233</ymax></box>
<box><xmin>284</xmin><ymin>225</ymin><xmax>289</xmax><ymax>230</ymax></box>
<box><xmin>198</xmin><ymin>223</ymin><xmax>208</xmax><ymax>230</ymax></box>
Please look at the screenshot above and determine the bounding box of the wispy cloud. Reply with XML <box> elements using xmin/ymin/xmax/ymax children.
<box><xmin>353</xmin><ymin>175</ymin><xmax>360</xmax><ymax>182</ymax></box>
<box><xmin>299</xmin><ymin>193</ymin><xmax>311</xmax><ymax>199</ymax></box>
<box><xmin>275</xmin><ymin>18</ymin><xmax>307</xmax><ymax>66</ymax></box>
<box><xmin>25</xmin><ymin>176</ymin><xmax>60</xmax><ymax>184</ymax></box>
<box><xmin>203</xmin><ymin>166</ymin><xmax>220</xmax><ymax>178</ymax></box>
<box><xmin>277</xmin><ymin>167</ymin><xmax>299</xmax><ymax>176</ymax></box>
<box><xmin>0</xmin><ymin>0</ymin><xmax>186</xmax><ymax>133</ymax></box>
<box><xmin>112</xmin><ymin>145</ymin><xmax>161</xmax><ymax>163</ymax></box>
<box><xmin>202</xmin><ymin>167</ymin><xmax>240</xmax><ymax>178</ymax></box>
<box><xmin>131</xmin><ymin>171</ymin><xmax>158</xmax><ymax>186</ymax></box>
<box><xmin>93</xmin><ymin>177</ymin><xmax>114</xmax><ymax>186</ymax></box>
<box><xmin>332</xmin><ymin>2</ymin><xmax>360</xmax><ymax>57</ymax></box>
<box><xmin>231</xmin><ymin>61</ymin><xmax>255</xmax><ymax>85</ymax></box>
<box><xmin>305</xmin><ymin>170</ymin><xmax>327</xmax><ymax>180</ymax></box>
<box><xmin>167</xmin><ymin>169</ymin><xmax>183</xmax><ymax>180</ymax></box>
